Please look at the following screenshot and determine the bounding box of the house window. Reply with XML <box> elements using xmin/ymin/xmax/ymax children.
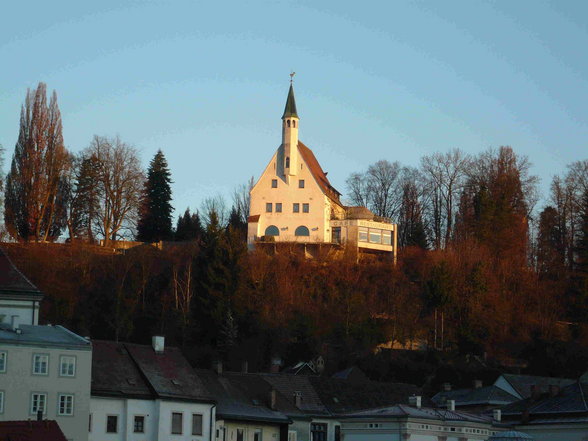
<box><xmin>172</xmin><ymin>412</ymin><xmax>183</xmax><ymax>434</ymax></box>
<box><xmin>266</xmin><ymin>203</ymin><xmax>273</xmax><ymax>213</ymax></box>
<box><xmin>0</xmin><ymin>351</ymin><xmax>6</xmax><ymax>373</ymax></box>
<box><xmin>59</xmin><ymin>356</ymin><xmax>76</xmax><ymax>377</ymax></box>
<box><xmin>369</xmin><ymin>229</ymin><xmax>382</xmax><ymax>244</ymax></box>
<box><xmin>302</xmin><ymin>203</ymin><xmax>309</xmax><ymax>213</ymax></box>
<box><xmin>237</xmin><ymin>429</ymin><xmax>244</xmax><ymax>441</ymax></box>
<box><xmin>311</xmin><ymin>423</ymin><xmax>327</xmax><ymax>441</ymax></box>
<box><xmin>0</xmin><ymin>391</ymin><xmax>4</xmax><ymax>414</ymax></box>
<box><xmin>295</xmin><ymin>226</ymin><xmax>310</xmax><ymax>237</ymax></box>
<box><xmin>358</xmin><ymin>227</ymin><xmax>368</xmax><ymax>242</ymax></box>
<box><xmin>293</xmin><ymin>203</ymin><xmax>300</xmax><ymax>213</ymax></box>
<box><xmin>276</xmin><ymin>203</ymin><xmax>282</xmax><ymax>213</ymax></box>
<box><xmin>32</xmin><ymin>354</ymin><xmax>48</xmax><ymax>375</ymax></box>
<box><xmin>288</xmin><ymin>431</ymin><xmax>297</xmax><ymax>441</ymax></box>
<box><xmin>382</xmin><ymin>230</ymin><xmax>392</xmax><ymax>245</ymax></box>
<box><xmin>332</xmin><ymin>227</ymin><xmax>341</xmax><ymax>244</ymax></box>
<box><xmin>134</xmin><ymin>415</ymin><xmax>145</xmax><ymax>433</ymax></box>
<box><xmin>30</xmin><ymin>393</ymin><xmax>47</xmax><ymax>415</ymax></box>
<box><xmin>58</xmin><ymin>394</ymin><xmax>74</xmax><ymax>416</ymax></box>
<box><xmin>192</xmin><ymin>414</ymin><xmax>203</xmax><ymax>435</ymax></box>
<box><xmin>254</xmin><ymin>429</ymin><xmax>263</xmax><ymax>441</ymax></box>
<box><xmin>264</xmin><ymin>225</ymin><xmax>279</xmax><ymax>236</ymax></box>
<box><xmin>106</xmin><ymin>415</ymin><xmax>118</xmax><ymax>433</ymax></box>
<box><xmin>335</xmin><ymin>426</ymin><xmax>341</xmax><ymax>441</ymax></box>
<box><xmin>299</xmin><ymin>179</ymin><xmax>305</xmax><ymax>188</ymax></box>
<box><xmin>271</xmin><ymin>179</ymin><xmax>278</xmax><ymax>188</ymax></box>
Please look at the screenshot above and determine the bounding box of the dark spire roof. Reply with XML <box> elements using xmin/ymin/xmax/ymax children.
<box><xmin>282</xmin><ymin>84</ymin><xmax>298</xmax><ymax>119</ymax></box>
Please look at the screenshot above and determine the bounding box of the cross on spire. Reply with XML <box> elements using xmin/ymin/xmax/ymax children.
<box><xmin>290</xmin><ymin>71</ymin><xmax>296</xmax><ymax>83</ymax></box>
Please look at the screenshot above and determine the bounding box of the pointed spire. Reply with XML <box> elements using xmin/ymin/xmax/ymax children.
<box><xmin>282</xmin><ymin>83</ymin><xmax>299</xmax><ymax>119</ymax></box>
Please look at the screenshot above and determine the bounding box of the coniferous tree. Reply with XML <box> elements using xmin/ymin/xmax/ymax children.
<box><xmin>137</xmin><ymin>150</ymin><xmax>173</xmax><ymax>242</ymax></box>
<box><xmin>69</xmin><ymin>155</ymin><xmax>101</xmax><ymax>242</ymax></box>
<box><xmin>4</xmin><ymin>83</ymin><xmax>69</xmax><ymax>241</ymax></box>
<box><xmin>175</xmin><ymin>208</ymin><xmax>203</xmax><ymax>241</ymax></box>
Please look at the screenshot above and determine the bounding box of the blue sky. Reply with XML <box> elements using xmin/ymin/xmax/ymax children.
<box><xmin>1</xmin><ymin>0</ymin><xmax>587</xmax><ymax>219</ymax></box>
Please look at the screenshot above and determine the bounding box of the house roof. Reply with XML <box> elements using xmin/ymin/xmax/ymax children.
<box><xmin>282</xmin><ymin>84</ymin><xmax>298</xmax><ymax>119</ymax></box>
<box><xmin>499</xmin><ymin>374</ymin><xmax>574</xmax><ymax>399</ymax></box>
<box><xmin>340</xmin><ymin>404</ymin><xmax>492</xmax><ymax>424</ymax></box>
<box><xmin>432</xmin><ymin>385</ymin><xmax>519</xmax><ymax>407</ymax></box>
<box><xmin>0</xmin><ymin>248</ymin><xmax>43</xmax><ymax>300</ymax></box>
<box><xmin>0</xmin><ymin>420</ymin><xmax>67</xmax><ymax>441</ymax></box>
<box><xmin>91</xmin><ymin>340</ymin><xmax>212</xmax><ymax>403</ymax></box>
<box><xmin>298</xmin><ymin>141</ymin><xmax>342</xmax><ymax>204</ymax></box>
<box><xmin>0</xmin><ymin>324</ymin><xmax>90</xmax><ymax>349</ymax></box>
<box><xmin>197</xmin><ymin>370</ymin><xmax>291</xmax><ymax>424</ymax></box>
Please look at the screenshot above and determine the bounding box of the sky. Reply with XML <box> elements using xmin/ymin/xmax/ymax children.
<box><xmin>1</xmin><ymin>0</ymin><xmax>587</xmax><ymax>220</ymax></box>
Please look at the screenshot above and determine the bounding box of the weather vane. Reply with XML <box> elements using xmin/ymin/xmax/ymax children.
<box><xmin>290</xmin><ymin>71</ymin><xmax>296</xmax><ymax>83</ymax></box>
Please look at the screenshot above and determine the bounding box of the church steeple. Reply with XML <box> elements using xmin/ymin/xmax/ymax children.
<box><xmin>282</xmin><ymin>75</ymin><xmax>300</xmax><ymax>177</ymax></box>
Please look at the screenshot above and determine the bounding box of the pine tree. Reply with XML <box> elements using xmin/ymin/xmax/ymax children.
<box><xmin>71</xmin><ymin>155</ymin><xmax>101</xmax><ymax>242</ymax></box>
<box><xmin>137</xmin><ymin>150</ymin><xmax>173</xmax><ymax>242</ymax></box>
<box><xmin>175</xmin><ymin>208</ymin><xmax>203</xmax><ymax>241</ymax></box>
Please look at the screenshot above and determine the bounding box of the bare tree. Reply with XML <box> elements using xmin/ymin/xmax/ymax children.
<box><xmin>345</xmin><ymin>172</ymin><xmax>370</xmax><ymax>208</ymax></box>
<box><xmin>84</xmin><ymin>136</ymin><xmax>144</xmax><ymax>245</ymax></box>
<box><xmin>4</xmin><ymin>83</ymin><xmax>69</xmax><ymax>241</ymax></box>
<box><xmin>200</xmin><ymin>194</ymin><xmax>228</xmax><ymax>228</ymax></box>
<box><xmin>232</xmin><ymin>176</ymin><xmax>255</xmax><ymax>224</ymax></box>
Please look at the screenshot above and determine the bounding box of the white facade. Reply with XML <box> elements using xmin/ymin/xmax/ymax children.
<box><xmin>0</xmin><ymin>299</ymin><xmax>41</xmax><ymax>326</ymax></box>
<box><xmin>90</xmin><ymin>396</ymin><xmax>215</xmax><ymax>441</ymax></box>
<box><xmin>216</xmin><ymin>419</ymin><xmax>281</xmax><ymax>441</ymax></box>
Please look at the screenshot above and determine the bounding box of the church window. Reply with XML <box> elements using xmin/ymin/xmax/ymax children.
<box><xmin>286</xmin><ymin>157</ymin><xmax>290</xmax><ymax>168</ymax></box>
<box><xmin>287</xmin><ymin>120</ymin><xmax>291</xmax><ymax>128</ymax></box>
<box><xmin>293</xmin><ymin>203</ymin><xmax>300</xmax><ymax>213</ymax></box>
<box><xmin>271</xmin><ymin>179</ymin><xmax>277</xmax><ymax>188</ymax></box>
<box><xmin>293</xmin><ymin>120</ymin><xmax>296</xmax><ymax>128</ymax></box>
<box><xmin>302</xmin><ymin>203</ymin><xmax>309</xmax><ymax>213</ymax></box>
<box><xmin>298</xmin><ymin>179</ymin><xmax>305</xmax><ymax>188</ymax></box>
<box><xmin>264</xmin><ymin>226</ymin><xmax>279</xmax><ymax>236</ymax></box>
<box><xmin>266</xmin><ymin>203</ymin><xmax>272</xmax><ymax>213</ymax></box>
<box><xmin>295</xmin><ymin>226</ymin><xmax>310</xmax><ymax>237</ymax></box>
<box><xmin>276</xmin><ymin>203</ymin><xmax>282</xmax><ymax>213</ymax></box>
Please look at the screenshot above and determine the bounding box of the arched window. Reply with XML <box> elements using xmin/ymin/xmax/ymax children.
<box><xmin>293</xmin><ymin>120</ymin><xmax>296</xmax><ymax>128</ymax></box>
<box><xmin>264</xmin><ymin>225</ymin><xmax>279</xmax><ymax>236</ymax></box>
<box><xmin>295</xmin><ymin>226</ymin><xmax>310</xmax><ymax>237</ymax></box>
<box><xmin>287</xmin><ymin>120</ymin><xmax>291</xmax><ymax>128</ymax></box>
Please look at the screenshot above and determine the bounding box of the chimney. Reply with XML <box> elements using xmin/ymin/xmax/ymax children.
<box><xmin>214</xmin><ymin>360</ymin><xmax>223</xmax><ymax>375</ymax></box>
<box><xmin>37</xmin><ymin>410</ymin><xmax>43</xmax><ymax>421</ymax></box>
<box><xmin>151</xmin><ymin>336</ymin><xmax>165</xmax><ymax>353</ymax></box>
<box><xmin>493</xmin><ymin>409</ymin><xmax>501</xmax><ymax>422</ymax></box>
<box><xmin>473</xmin><ymin>379</ymin><xmax>483</xmax><ymax>389</ymax></box>
<box><xmin>294</xmin><ymin>391</ymin><xmax>302</xmax><ymax>408</ymax></box>
<box><xmin>408</xmin><ymin>395</ymin><xmax>422</xmax><ymax>409</ymax></box>
<box><xmin>270</xmin><ymin>356</ymin><xmax>282</xmax><ymax>373</ymax></box>
<box><xmin>447</xmin><ymin>400</ymin><xmax>455</xmax><ymax>411</ymax></box>
<box><xmin>269</xmin><ymin>389</ymin><xmax>277</xmax><ymax>410</ymax></box>
<box><xmin>442</xmin><ymin>382</ymin><xmax>452</xmax><ymax>392</ymax></box>
<box><xmin>242</xmin><ymin>361</ymin><xmax>249</xmax><ymax>374</ymax></box>
<box><xmin>11</xmin><ymin>315</ymin><xmax>19</xmax><ymax>331</ymax></box>
<box><xmin>549</xmin><ymin>384</ymin><xmax>560</xmax><ymax>397</ymax></box>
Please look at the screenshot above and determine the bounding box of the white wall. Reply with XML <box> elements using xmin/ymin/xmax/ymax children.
<box><xmin>516</xmin><ymin>424</ymin><xmax>588</xmax><ymax>441</ymax></box>
<box><xmin>217</xmin><ymin>419</ymin><xmax>281</xmax><ymax>441</ymax></box>
<box><xmin>0</xmin><ymin>299</ymin><xmax>40</xmax><ymax>326</ymax></box>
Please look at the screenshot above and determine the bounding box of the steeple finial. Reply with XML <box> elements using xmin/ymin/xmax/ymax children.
<box><xmin>290</xmin><ymin>71</ymin><xmax>296</xmax><ymax>83</ymax></box>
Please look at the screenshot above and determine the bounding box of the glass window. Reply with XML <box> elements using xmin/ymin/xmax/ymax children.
<box><xmin>299</xmin><ymin>179</ymin><xmax>305</xmax><ymax>188</ymax></box>
<box><xmin>31</xmin><ymin>393</ymin><xmax>47</xmax><ymax>415</ymax></box>
<box><xmin>134</xmin><ymin>415</ymin><xmax>145</xmax><ymax>433</ymax></box>
<box><xmin>311</xmin><ymin>423</ymin><xmax>327</xmax><ymax>441</ymax></box>
<box><xmin>369</xmin><ymin>229</ymin><xmax>382</xmax><ymax>244</ymax></box>
<box><xmin>271</xmin><ymin>179</ymin><xmax>278</xmax><ymax>188</ymax></box>
<box><xmin>33</xmin><ymin>354</ymin><xmax>48</xmax><ymax>375</ymax></box>
<box><xmin>0</xmin><ymin>352</ymin><xmax>6</xmax><ymax>373</ymax></box>
<box><xmin>288</xmin><ymin>431</ymin><xmax>297</xmax><ymax>441</ymax></box>
<box><xmin>358</xmin><ymin>228</ymin><xmax>368</xmax><ymax>242</ymax></box>
<box><xmin>192</xmin><ymin>414</ymin><xmax>203</xmax><ymax>435</ymax></box>
<box><xmin>266</xmin><ymin>203</ymin><xmax>272</xmax><ymax>213</ymax></box>
<box><xmin>293</xmin><ymin>203</ymin><xmax>300</xmax><ymax>213</ymax></box>
<box><xmin>58</xmin><ymin>394</ymin><xmax>74</xmax><ymax>416</ymax></box>
<box><xmin>237</xmin><ymin>429</ymin><xmax>244</xmax><ymax>441</ymax></box>
<box><xmin>295</xmin><ymin>226</ymin><xmax>310</xmax><ymax>237</ymax></box>
<box><xmin>254</xmin><ymin>429</ymin><xmax>263</xmax><ymax>441</ymax></box>
<box><xmin>0</xmin><ymin>391</ymin><xmax>4</xmax><ymax>414</ymax></box>
<box><xmin>172</xmin><ymin>412</ymin><xmax>183</xmax><ymax>434</ymax></box>
<box><xmin>276</xmin><ymin>203</ymin><xmax>282</xmax><ymax>213</ymax></box>
<box><xmin>59</xmin><ymin>356</ymin><xmax>76</xmax><ymax>377</ymax></box>
<box><xmin>264</xmin><ymin>225</ymin><xmax>279</xmax><ymax>236</ymax></box>
<box><xmin>303</xmin><ymin>203</ymin><xmax>309</xmax><ymax>213</ymax></box>
<box><xmin>107</xmin><ymin>415</ymin><xmax>118</xmax><ymax>433</ymax></box>
<box><xmin>332</xmin><ymin>227</ymin><xmax>341</xmax><ymax>244</ymax></box>
<box><xmin>382</xmin><ymin>231</ymin><xmax>392</xmax><ymax>245</ymax></box>
<box><xmin>335</xmin><ymin>426</ymin><xmax>341</xmax><ymax>441</ymax></box>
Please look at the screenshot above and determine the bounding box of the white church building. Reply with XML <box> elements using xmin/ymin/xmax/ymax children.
<box><xmin>247</xmin><ymin>82</ymin><xmax>397</xmax><ymax>259</ymax></box>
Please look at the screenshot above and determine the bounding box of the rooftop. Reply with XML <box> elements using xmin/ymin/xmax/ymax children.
<box><xmin>0</xmin><ymin>324</ymin><xmax>90</xmax><ymax>349</ymax></box>
<box><xmin>0</xmin><ymin>248</ymin><xmax>43</xmax><ymax>300</ymax></box>
<box><xmin>432</xmin><ymin>385</ymin><xmax>519</xmax><ymax>407</ymax></box>
<box><xmin>0</xmin><ymin>420</ymin><xmax>67</xmax><ymax>441</ymax></box>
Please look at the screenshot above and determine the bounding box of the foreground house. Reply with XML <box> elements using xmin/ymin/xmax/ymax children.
<box><xmin>90</xmin><ymin>338</ymin><xmax>215</xmax><ymax>441</ymax></box>
<box><xmin>0</xmin><ymin>323</ymin><xmax>92</xmax><ymax>441</ymax></box>
<box><xmin>248</xmin><ymin>83</ymin><xmax>397</xmax><ymax>259</ymax></box>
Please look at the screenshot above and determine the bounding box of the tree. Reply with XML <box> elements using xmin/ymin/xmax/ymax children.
<box><xmin>175</xmin><ymin>208</ymin><xmax>204</xmax><ymax>241</ymax></box>
<box><xmin>536</xmin><ymin>206</ymin><xmax>565</xmax><ymax>279</ymax></box>
<box><xmin>398</xmin><ymin>169</ymin><xmax>428</xmax><ymax>249</ymax></box>
<box><xmin>4</xmin><ymin>83</ymin><xmax>69</xmax><ymax>241</ymax></box>
<box><xmin>137</xmin><ymin>150</ymin><xmax>174</xmax><ymax>242</ymax></box>
<box><xmin>84</xmin><ymin>136</ymin><xmax>144</xmax><ymax>245</ymax></box>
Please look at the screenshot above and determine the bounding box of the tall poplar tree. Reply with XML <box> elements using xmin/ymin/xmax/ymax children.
<box><xmin>137</xmin><ymin>150</ymin><xmax>173</xmax><ymax>242</ymax></box>
<box><xmin>4</xmin><ymin>83</ymin><xmax>68</xmax><ymax>241</ymax></box>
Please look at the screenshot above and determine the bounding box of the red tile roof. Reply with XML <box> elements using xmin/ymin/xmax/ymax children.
<box><xmin>0</xmin><ymin>420</ymin><xmax>67</xmax><ymax>441</ymax></box>
<box><xmin>298</xmin><ymin>141</ymin><xmax>342</xmax><ymax>206</ymax></box>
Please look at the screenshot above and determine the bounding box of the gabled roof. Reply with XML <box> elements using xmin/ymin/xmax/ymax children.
<box><xmin>197</xmin><ymin>370</ymin><xmax>291</xmax><ymax>424</ymax></box>
<box><xmin>0</xmin><ymin>248</ymin><xmax>43</xmax><ymax>300</ymax></box>
<box><xmin>501</xmin><ymin>381</ymin><xmax>588</xmax><ymax>417</ymax></box>
<box><xmin>258</xmin><ymin>373</ymin><xmax>330</xmax><ymax>417</ymax></box>
<box><xmin>341</xmin><ymin>404</ymin><xmax>492</xmax><ymax>424</ymax></box>
<box><xmin>432</xmin><ymin>385</ymin><xmax>518</xmax><ymax>407</ymax></box>
<box><xmin>0</xmin><ymin>420</ymin><xmax>68</xmax><ymax>441</ymax></box>
<box><xmin>499</xmin><ymin>374</ymin><xmax>574</xmax><ymax>399</ymax></box>
<box><xmin>91</xmin><ymin>340</ymin><xmax>212</xmax><ymax>403</ymax></box>
<box><xmin>298</xmin><ymin>141</ymin><xmax>342</xmax><ymax>205</ymax></box>
<box><xmin>282</xmin><ymin>84</ymin><xmax>298</xmax><ymax>119</ymax></box>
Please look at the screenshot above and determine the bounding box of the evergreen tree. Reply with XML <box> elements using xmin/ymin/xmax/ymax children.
<box><xmin>137</xmin><ymin>150</ymin><xmax>173</xmax><ymax>242</ymax></box>
<box><xmin>175</xmin><ymin>208</ymin><xmax>203</xmax><ymax>241</ymax></box>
